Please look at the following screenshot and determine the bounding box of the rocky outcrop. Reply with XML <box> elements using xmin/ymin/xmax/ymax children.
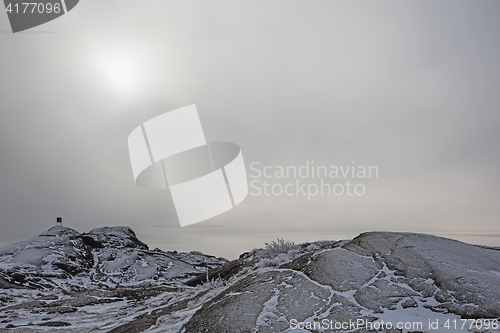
<box><xmin>181</xmin><ymin>232</ymin><xmax>500</xmax><ymax>333</ymax></box>
<box><xmin>1</xmin><ymin>230</ymin><xmax>499</xmax><ymax>332</ymax></box>
<box><xmin>0</xmin><ymin>226</ymin><xmax>228</xmax><ymax>291</ymax></box>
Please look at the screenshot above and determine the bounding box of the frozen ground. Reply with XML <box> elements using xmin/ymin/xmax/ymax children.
<box><xmin>1</xmin><ymin>229</ymin><xmax>499</xmax><ymax>332</ymax></box>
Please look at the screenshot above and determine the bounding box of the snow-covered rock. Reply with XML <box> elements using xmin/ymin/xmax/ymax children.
<box><xmin>1</xmin><ymin>230</ymin><xmax>499</xmax><ymax>333</ymax></box>
<box><xmin>179</xmin><ymin>232</ymin><xmax>500</xmax><ymax>332</ymax></box>
<box><xmin>0</xmin><ymin>226</ymin><xmax>228</xmax><ymax>291</ymax></box>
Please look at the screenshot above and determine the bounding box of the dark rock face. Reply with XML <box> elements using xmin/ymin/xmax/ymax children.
<box><xmin>81</xmin><ymin>235</ymin><xmax>103</xmax><ymax>248</ymax></box>
<box><xmin>185</xmin><ymin>257</ymin><xmax>254</xmax><ymax>287</ymax></box>
<box><xmin>83</xmin><ymin>226</ymin><xmax>149</xmax><ymax>250</ymax></box>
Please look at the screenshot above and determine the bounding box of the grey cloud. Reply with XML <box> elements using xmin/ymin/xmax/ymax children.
<box><xmin>0</xmin><ymin>0</ymin><xmax>499</xmax><ymax>259</ymax></box>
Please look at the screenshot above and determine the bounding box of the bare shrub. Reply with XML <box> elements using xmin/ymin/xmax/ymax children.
<box><xmin>262</xmin><ymin>239</ymin><xmax>299</xmax><ymax>258</ymax></box>
<box><xmin>198</xmin><ymin>277</ymin><xmax>227</xmax><ymax>292</ymax></box>
<box><xmin>187</xmin><ymin>277</ymin><xmax>229</xmax><ymax>307</ymax></box>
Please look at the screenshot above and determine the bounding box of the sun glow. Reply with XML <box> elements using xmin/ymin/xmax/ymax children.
<box><xmin>96</xmin><ymin>50</ymin><xmax>144</xmax><ymax>95</ymax></box>
<box><xmin>105</xmin><ymin>60</ymin><xmax>135</xmax><ymax>88</ymax></box>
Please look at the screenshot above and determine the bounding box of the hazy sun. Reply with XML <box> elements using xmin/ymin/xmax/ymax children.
<box><xmin>96</xmin><ymin>51</ymin><xmax>143</xmax><ymax>94</ymax></box>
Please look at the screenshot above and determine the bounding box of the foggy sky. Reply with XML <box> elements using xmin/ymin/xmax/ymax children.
<box><xmin>1</xmin><ymin>0</ymin><xmax>499</xmax><ymax>259</ymax></box>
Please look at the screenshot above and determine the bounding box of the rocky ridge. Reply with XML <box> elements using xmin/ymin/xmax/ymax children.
<box><xmin>0</xmin><ymin>229</ymin><xmax>499</xmax><ymax>332</ymax></box>
<box><xmin>0</xmin><ymin>226</ymin><xmax>227</xmax><ymax>291</ymax></box>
